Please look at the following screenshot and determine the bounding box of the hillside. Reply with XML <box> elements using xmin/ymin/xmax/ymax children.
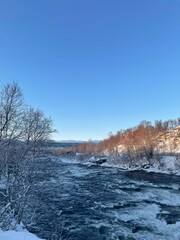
<box><xmin>157</xmin><ymin>126</ymin><xmax>180</xmax><ymax>154</ymax></box>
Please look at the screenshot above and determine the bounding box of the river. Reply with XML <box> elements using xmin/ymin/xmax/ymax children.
<box><xmin>25</xmin><ymin>157</ymin><xmax>180</xmax><ymax>240</ymax></box>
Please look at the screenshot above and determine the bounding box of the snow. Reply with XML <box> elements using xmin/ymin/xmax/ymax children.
<box><xmin>0</xmin><ymin>230</ymin><xmax>44</xmax><ymax>240</ymax></box>
<box><xmin>145</xmin><ymin>156</ymin><xmax>180</xmax><ymax>175</ymax></box>
<box><xmin>160</xmin><ymin>156</ymin><xmax>177</xmax><ymax>169</ymax></box>
<box><xmin>101</xmin><ymin>155</ymin><xmax>180</xmax><ymax>175</ymax></box>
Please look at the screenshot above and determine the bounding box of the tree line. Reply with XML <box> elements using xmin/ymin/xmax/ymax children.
<box><xmin>72</xmin><ymin>119</ymin><xmax>180</xmax><ymax>161</ymax></box>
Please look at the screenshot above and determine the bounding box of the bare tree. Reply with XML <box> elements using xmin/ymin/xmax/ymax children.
<box><xmin>0</xmin><ymin>82</ymin><xmax>55</xmax><ymax>230</ymax></box>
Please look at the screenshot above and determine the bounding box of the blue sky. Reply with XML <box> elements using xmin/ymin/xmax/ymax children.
<box><xmin>0</xmin><ymin>0</ymin><xmax>180</xmax><ymax>140</ymax></box>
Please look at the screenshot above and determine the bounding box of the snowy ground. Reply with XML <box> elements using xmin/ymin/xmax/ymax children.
<box><xmin>0</xmin><ymin>230</ymin><xmax>43</xmax><ymax>240</ymax></box>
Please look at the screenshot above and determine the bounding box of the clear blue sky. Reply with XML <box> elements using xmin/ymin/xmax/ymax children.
<box><xmin>0</xmin><ymin>0</ymin><xmax>180</xmax><ymax>140</ymax></box>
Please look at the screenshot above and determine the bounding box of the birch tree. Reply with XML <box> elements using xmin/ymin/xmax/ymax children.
<box><xmin>0</xmin><ymin>82</ymin><xmax>55</xmax><ymax>229</ymax></box>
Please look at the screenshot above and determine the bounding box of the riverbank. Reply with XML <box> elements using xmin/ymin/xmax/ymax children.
<box><xmin>0</xmin><ymin>224</ymin><xmax>43</xmax><ymax>240</ymax></box>
<box><xmin>0</xmin><ymin>230</ymin><xmax>44</xmax><ymax>240</ymax></box>
<box><xmin>59</xmin><ymin>154</ymin><xmax>180</xmax><ymax>176</ymax></box>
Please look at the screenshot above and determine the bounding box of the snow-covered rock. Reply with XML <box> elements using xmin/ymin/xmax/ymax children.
<box><xmin>89</xmin><ymin>157</ymin><xmax>107</xmax><ymax>165</ymax></box>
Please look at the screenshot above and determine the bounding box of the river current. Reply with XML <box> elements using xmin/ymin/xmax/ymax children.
<box><xmin>25</xmin><ymin>157</ymin><xmax>180</xmax><ymax>240</ymax></box>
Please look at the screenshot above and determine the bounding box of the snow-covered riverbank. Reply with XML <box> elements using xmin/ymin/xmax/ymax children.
<box><xmin>59</xmin><ymin>154</ymin><xmax>180</xmax><ymax>176</ymax></box>
<box><xmin>0</xmin><ymin>229</ymin><xmax>43</xmax><ymax>240</ymax></box>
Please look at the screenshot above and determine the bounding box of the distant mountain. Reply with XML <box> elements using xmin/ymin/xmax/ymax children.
<box><xmin>58</xmin><ymin>140</ymin><xmax>100</xmax><ymax>144</ymax></box>
<box><xmin>59</xmin><ymin>140</ymin><xmax>86</xmax><ymax>144</ymax></box>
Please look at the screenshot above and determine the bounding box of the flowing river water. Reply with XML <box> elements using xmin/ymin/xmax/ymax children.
<box><xmin>26</xmin><ymin>157</ymin><xmax>180</xmax><ymax>240</ymax></box>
